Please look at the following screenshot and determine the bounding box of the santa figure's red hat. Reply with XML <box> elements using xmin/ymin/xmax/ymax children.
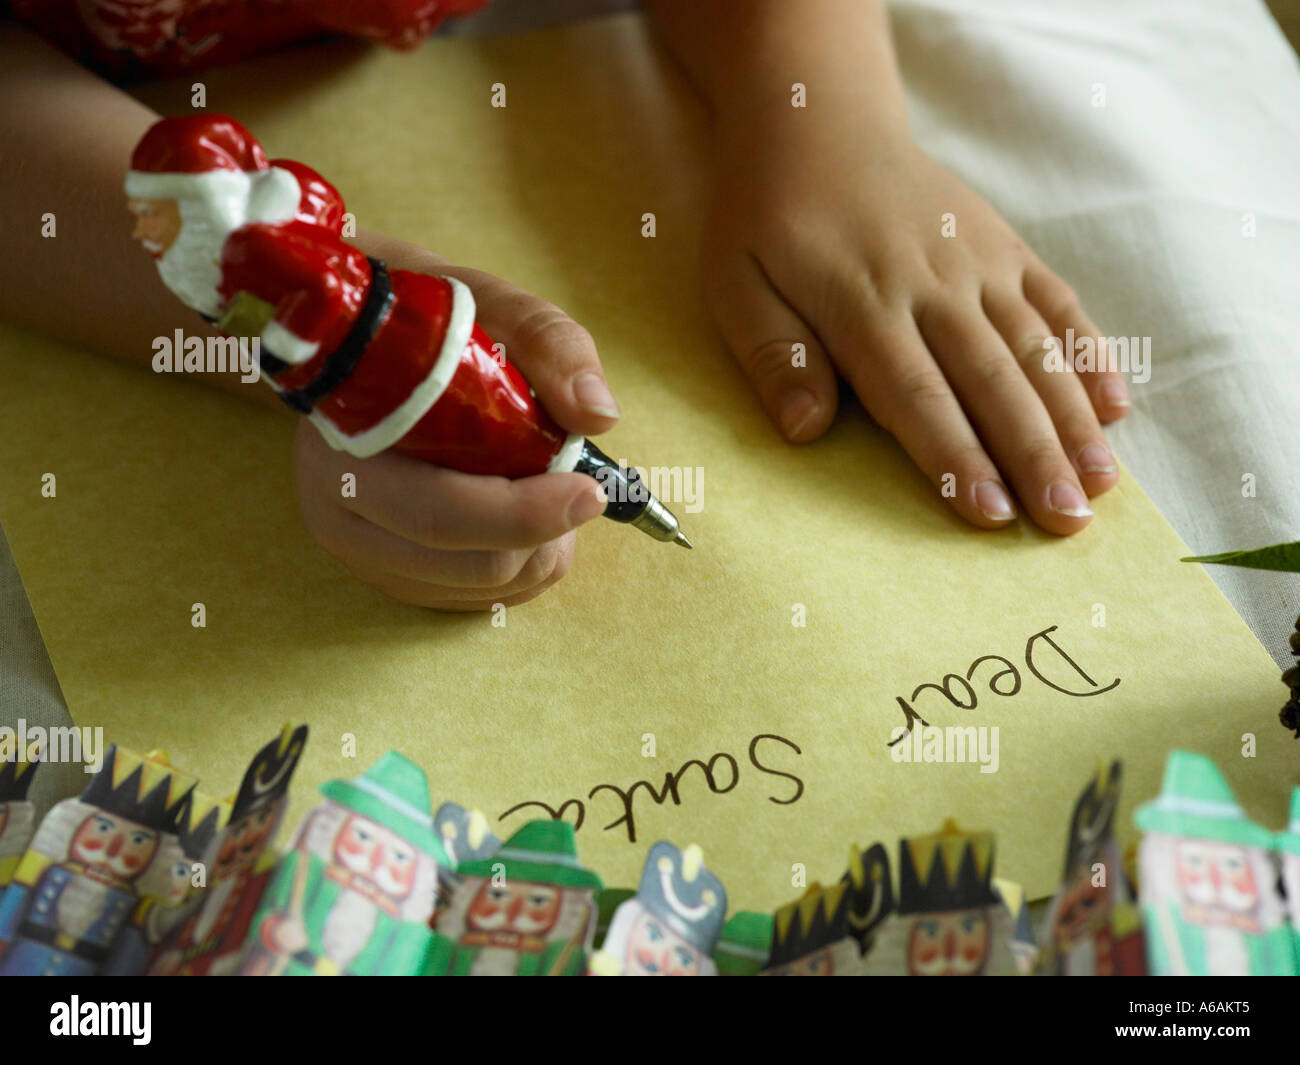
<box><xmin>125</xmin><ymin>114</ymin><xmax>338</xmax><ymax>232</ymax></box>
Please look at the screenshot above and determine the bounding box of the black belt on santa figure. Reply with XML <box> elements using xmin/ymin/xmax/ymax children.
<box><xmin>202</xmin><ymin>256</ymin><xmax>396</xmax><ymax>415</ymax></box>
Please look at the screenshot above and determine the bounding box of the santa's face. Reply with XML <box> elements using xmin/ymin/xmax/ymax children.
<box><xmin>906</xmin><ymin>909</ymin><xmax>991</xmax><ymax>976</ymax></box>
<box><xmin>80</xmin><ymin>0</ymin><xmax>184</xmax><ymax>53</ymax></box>
<box><xmin>331</xmin><ymin>815</ymin><xmax>418</xmax><ymax>901</ymax></box>
<box><xmin>128</xmin><ymin>198</ymin><xmax>182</xmax><ymax>258</ymax></box>
<box><xmin>466</xmin><ymin>879</ymin><xmax>561</xmax><ymax>938</ymax></box>
<box><xmin>1175</xmin><ymin>840</ymin><xmax>1259</xmax><ymax>922</ymax></box>
<box><xmin>1053</xmin><ymin>868</ymin><xmax>1112</xmax><ymax>946</ymax></box>
<box><xmin>213</xmin><ymin>804</ymin><xmax>277</xmax><ymax>880</ymax></box>
<box><xmin>69</xmin><ymin>811</ymin><xmax>160</xmax><ymax>885</ymax></box>
<box><xmin>622</xmin><ymin>910</ymin><xmax>702</xmax><ymax>976</ymax></box>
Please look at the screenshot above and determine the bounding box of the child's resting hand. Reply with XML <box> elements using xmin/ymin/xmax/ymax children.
<box><xmin>703</xmin><ymin>109</ymin><xmax>1130</xmax><ymax>537</ymax></box>
<box><xmin>296</xmin><ymin>241</ymin><xmax>617</xmax><ymax>610</ymax></box>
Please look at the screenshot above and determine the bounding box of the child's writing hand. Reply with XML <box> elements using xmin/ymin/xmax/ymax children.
<box><xmin>296</xmin><ymin>240</ymin><xmax>617</xmax><ymax>610</ymax></box>
<box><xmin>703</xmin><ymin>115</ymin><xmax>1130</xmax><ymax>536</ymax></box>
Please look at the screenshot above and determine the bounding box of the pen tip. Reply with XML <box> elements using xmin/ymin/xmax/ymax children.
<box><xmin>675</xmin><ymin>531</ymin><xmax>693</xmax><ymax>549</ymax></box>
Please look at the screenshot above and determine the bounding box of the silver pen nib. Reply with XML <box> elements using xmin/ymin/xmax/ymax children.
<box><xmin>629</xmin><ymin>494</ymin><xmax>692</xmax><ymax>549</ymax></box>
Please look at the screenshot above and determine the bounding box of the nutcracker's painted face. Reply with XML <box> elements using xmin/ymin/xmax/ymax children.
<box><xmin>128</xmin><ymin>198</ymin><xmax>182</xmax><ymax>258</ymax></box>
<box><xmin>332</xmin><ymin>815</ymin><xmax>419</xmax><ymax>900</ymax></box>
<box><xmin>765</xmin><ymin>947</ymin><xmax>836</xmax><ymax>977</ymax></box>
<box><xmin>165</xmin><ymin>856</ymin><xmax>193</xmax><ymax>904</ymax></box>
<box><xmin>906</xmin><ymin>909</ymin><xmax>991</xmax><ymax>976</ymax></box>
<box><xmin>69</xmin><ymin>811</ymin><xmax>160</xmax><ymax>884</ymax></box>
<box><xmin>1175</xmin><ymin>840</ymin><xmax>1259</xmax><ymax>921</ymax></box>
<box><xmin>623</xmin><ymin>910</ymin><xmax>702</xmax><ymax>976</ymax></box>
<box><xmin>1053</xmin><ymin>867</ymin><xmax>1112</xmax><ymax>946</ymax></box>
<box><xmin>213</xmin><ymin>804</ymin><xmax>277</xmax><ymax>879</ymax></box>
<box><xmin>466</xmin><ymin>878</ymin><xmax>562</xmax><ymax>938</ymax></box>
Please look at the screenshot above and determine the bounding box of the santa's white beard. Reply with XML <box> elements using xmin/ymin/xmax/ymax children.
<box><xmin>155</xmin><ymin>209</ymin><xmax>229</xmax><ymax>318</ymax></box>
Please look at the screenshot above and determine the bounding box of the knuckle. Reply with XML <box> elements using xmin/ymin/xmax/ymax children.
<box><xmin>896</xmin><ymin>368</ymin><xmax>952</xmax><ymax>409</ymax></box>
<box><xmin>1041</xmin><ymin>281</ymin><xmax>1082</xmax><ymax>321</ymax></box>
<box><xmin>742</xmin><ymin>338</ymin><xmax>810</xmax><ymax>380</ymax></box>
<box><xmin>515</xmin><ymin>543</ymin><xmax>560</xmax><ymax>588</ymax></box>
<box><xmin>1013</xmin><ymin>333</ymin><xmax>1054</xmax><ymax>368</ymax></box>
<box><xmin>408</xmin><ymin>503</ymin><xmax>448</xmax><ymax>548</ymax></box>
<box><xmin>512</xmin><ymin>304</ymin><xmax>592</xmax><ymax>360</ymax></box>
<box><xmin>933</xmin><ymin>443</ymin><xmax>991</xmax><ymax>481</ymax></box>
<box><xmin>477</xmin><ymin>550</ymin><xmax>526</xmax><ymax>589</ymax></box>
<box><xmin>1021</xmin><ymin>438</ymin><xmax>1070</xmax><ymax>474</ymax></box>
<box><xmin>550</xmin><ymin>542</ymin><xmax>575</xmax><ymax>583</ymax></box>
<box><xmin>973</xmin><ymin>354</ymin><xmax>1018</xmax><ymax>391</ymax></box>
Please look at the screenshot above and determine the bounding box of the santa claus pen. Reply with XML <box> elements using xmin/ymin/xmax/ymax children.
<box><xmin>125</xmin><ymin>115</ymin><xmax>691</xmax><ymax>549</ymax></box>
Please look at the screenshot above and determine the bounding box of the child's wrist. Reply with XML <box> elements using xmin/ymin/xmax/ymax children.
<box><xmin>715</xmin><ymin>87</ymin><xmax>911</xmax><ymax>158</ymax></box>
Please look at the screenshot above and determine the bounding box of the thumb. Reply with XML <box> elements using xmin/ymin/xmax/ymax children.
<box><xmin>438</xmin><ymin>263</ymin><xmax>619</xmax><ymax>438</ymax></box>
<box><xmin>703</xmin><ymin>252</ymin><xmax>838</xmax><ymax>442</ymax></box>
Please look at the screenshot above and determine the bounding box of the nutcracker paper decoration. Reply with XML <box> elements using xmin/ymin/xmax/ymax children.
<box><xmin>150</xmin><ymin>724</ymin><xmax>307</xmax><ymax>975</ymax></box>
<box><xmin>0</xmin><ymin>759</ymin><xmax>37</xmax><ymax>889</ymax></box>
<box><xmin>1273</xmin><ymin>789</ymin><xmax>1300</xmax><ymax>961</ymax></box>
<box><xmin>994</xmin><ymin>879</ymin><xmax>1038</xmax><ymax>974</ymax></box>
<box><xmin>588</xmin><ymin>841</ymin><xmax>727</xmax><ymax>976</ymax></box>
<box><xmin>239</xmin><ymin>750</ymin><xmax>447</xmax><ymax>976</ymax></box>
<box><xmin>427</xmin><ymin>819</ymin><xmax>603</xmax><ymax>975</ymax></box>
<box><xmin>433</xmin><ymin>800</ymin><xmax>501</xmax><ymax>911</ymax></box>
<box><xmin>713</xmin><ymin>911</ymin><xmax>773</xmax><ymax>977</ymax></box>
<box><xmin>862</xmin><ymin>820</ymin><xmax>1018</xmax><ymax>976</ymax></box>
<box><xmin>0</xmin><ymin>745</ymin><xmax>194</xmax><ymax>975</ymax></box>
<box><xmin>126</xmin><ymin>114</ymin><xmax>689</xmax><ymax>546</ymax></box>
<box><xmin>104</xmin><ymin>791</ymin><xmax>229</xmax><ymax>976</ymax></box>
<box><xmin>435</xmin><ymin>802</ymin><xmax>501</xmax><ymax>867</ymax></box>
<box><xmin>1135</xmin><ymin>749</ymin><xmax>1295</xmax><ymax>975</ymax></box>
<box><xmin>592</xmin><ymin>887</ymin><xmax>635</xmax><ymax>951</ymax></box>
<box><xmin>1038</xmin><ymin>761</ymin><xmax>1145</xmax><ymax>975</ymax></box>
<box><xmin>761</xmin><ymin>843</ymin><xmax>892</xmax><ymax>976</ymax></box>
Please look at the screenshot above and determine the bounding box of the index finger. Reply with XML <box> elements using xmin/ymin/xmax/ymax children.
<box><xmin>316</xmin><ymin>433</ymin><xmax>607</xmax><ymax>550</ymax></box>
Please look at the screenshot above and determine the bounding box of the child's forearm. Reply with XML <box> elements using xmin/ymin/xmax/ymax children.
<box><xmin>0</xmin><ymin>27</ymin><xmax>282</xmax><ymax>407</ymax></box>
<box><xmin>645</xmin><ymin>0</ymin><xmax>910</xmax><ymax>139</ymax></box>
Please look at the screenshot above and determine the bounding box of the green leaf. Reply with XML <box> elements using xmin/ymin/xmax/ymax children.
<box><xmin>1180</xmin><ymin>541</ymin><xmax>1300</xmax><ymax>573</ymax></box>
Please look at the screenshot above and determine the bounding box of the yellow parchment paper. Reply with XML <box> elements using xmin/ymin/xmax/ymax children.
<box><xmin>0</xmin><ymin>14</ymin><xmax>1292</xmax><ymax>910</ymax></box>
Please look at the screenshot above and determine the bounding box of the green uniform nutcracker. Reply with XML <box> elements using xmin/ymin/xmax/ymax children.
<box><xmin>427</xmin><ymin>820</ymin><xmax>602</xmax><ymax>976</ymax></box>
<box><xmin>239</xmin><ymin>752</ymin><xmax>449</xmax><ymax>976</ymax></box>
<box><xmin>1135</xmin><ymin>749</ymin><xmax>1296</xmax><ymax>976</ymax></box>
<box><xmin>1274</xmin><ymin>789</ymin><xmax>1300</xmax><ymax>961</ymax></box>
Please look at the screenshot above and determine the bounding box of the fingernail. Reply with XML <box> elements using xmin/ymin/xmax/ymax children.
<box><xmin>567</xmin><ymin>482</ymin><xmax>607</xmax><ymax>525</ymax></box>
<box><xmin>974</xmin><ymin>480</ymin><xmax>1016</xmax><ymax>521</ymax></box>
<box><xmin>1101</xmin><ymin>380</ymin><xmax>1130</xmax><ymax>408</ymax></box>
<box><xmin>1076</xmin><ymin>444</ymin><xmax>1117</xmax><ymax>474</ymax></box>
<box><xmin>572</xmin><ymin>373</ymin><xmax>620</xmax><ymax>419</ymax></box>
<box><xmin>1049</xmin><ymin>481</ymin><xmax>1094</xmax><ymax>518</ymax></box>
<box><xmin>780</xmin><ymin>389</ymin><xmax>819</xmax><ymax>439</ymax></box>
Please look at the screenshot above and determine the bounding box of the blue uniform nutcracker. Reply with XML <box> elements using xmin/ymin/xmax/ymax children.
<box><xmin>0</xmin><ymin>746</ymin><xmax>194</xmax><ymax>976</ymax></box>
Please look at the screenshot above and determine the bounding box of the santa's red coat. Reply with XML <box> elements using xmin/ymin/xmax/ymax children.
<box><xmin>13</xmin><ymin>0</ymin><xmax>489</xmax><ymax>81</ymax></box>
<box><xmin>218</xmin><ymin>221</ymin><xmax>570</xmax><ymax>478</ymax></box>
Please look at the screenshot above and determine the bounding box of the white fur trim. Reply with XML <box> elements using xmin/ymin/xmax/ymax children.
<box><xmin>547</xmin><ymin>432</ymin><xmax>585</xmax><ymax>473</ymax></box>
<box><xmin>245</xmin><ymin>167</ymin><xmax>300</xmax><ymax>225</ymax></box>
<box><xmin>126</xmin><ymin>166</ymin><xmax>299</xmax><ymax>232</ymax></box>
<box><xmin>261</xmin><ymin>318</ymin><xmax>320</xmax><ymax>366</ymax></box>
<box><xmin>309</xmin><ymin>276</ymin><xmax>476</xmax><ymax>458</ymax></box>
